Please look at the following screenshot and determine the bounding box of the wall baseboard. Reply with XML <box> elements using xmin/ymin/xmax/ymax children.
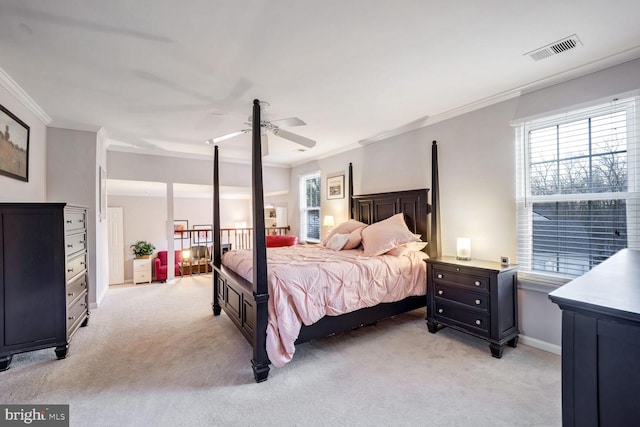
<box><xmin>520</xmin><ymin>334</ymin><xmax>561</xmax><ymax>355</ymax></box>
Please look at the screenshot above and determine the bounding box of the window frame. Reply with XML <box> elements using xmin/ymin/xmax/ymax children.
<box><xmin>515</xmin><ymin>96</ymin><xmax>638</xmax><ymax>282</ymax></box>
<box><xmin>299</xmin><ymin>171</ymin><xmax>321</xmax><ymax>243</ymax></box>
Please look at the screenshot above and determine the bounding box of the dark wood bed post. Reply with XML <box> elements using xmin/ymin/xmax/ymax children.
<box><xmin>250</xmin><ymin>99</ymin><xmax>270</xmax><ymax>382</ymax></box>
<box><xmin>348</xmin><ymin>162</ymin><xmax>354</xmax><ymax>219</ymax></box>
<box><xmin>430</xmin><ymin>141</ymin><xmax>441</xmax><ymax>258</ymax></box>
<box><xmin>212</xmin><ymin>145</ymin><xmax>222</xmax><ymax>316</ymax></box>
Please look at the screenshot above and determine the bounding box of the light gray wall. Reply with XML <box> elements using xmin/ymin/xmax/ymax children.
<box><xmin>46</xmin><ymin>128</ymin><xmax>99</xmax><ymax>307</ymax></box>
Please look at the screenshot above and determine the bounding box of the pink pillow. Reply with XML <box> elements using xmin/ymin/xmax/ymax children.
<box><xmin>342</xmin><ymin>226</ymin><xmax>364</xmax><ymax>250</ymax></box>
<box><xmin>386</xmin><ymin>241</ymin><xmax>428</xmax><ymax>256</ymax></box>
<box><xmin>361</xmin><ymin>213</ymin><xmax>420</xmax><ymax>257</ymax></box>
<box><xmin>322</xmin><ymin>219</ymin><xmax>367</xmax><ymax>245</ymax></box>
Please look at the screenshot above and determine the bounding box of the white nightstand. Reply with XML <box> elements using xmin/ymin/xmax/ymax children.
<box><xmin>133</xmin><ymin>258</ymin><xmax>152</xmax><ymax>285</ymax></box>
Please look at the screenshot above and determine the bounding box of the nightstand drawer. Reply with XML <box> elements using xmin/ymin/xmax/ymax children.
<box><xmin>434</xmin><ymin>302</ymin><xmax>490</xmax><ymax>336</ymax></box>
<box><xmin>434</xmin><ymin>284</ymin><xmax>489</xmax><ymax>311</ymax></box>
<box><xmin>432</xmin><ymin>267</ymin><xmax>489</xmax><ymax>291</ymax></box>
<box><xmin>133</xmin><ymin>258</ymin><xmax>151</xmax><ymax>271</ymax></box>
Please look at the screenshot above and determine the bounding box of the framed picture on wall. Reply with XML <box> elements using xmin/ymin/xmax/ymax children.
<box><xmin>174</xmin><ymin>220</ymin><xmax>189</xmax><ymax>240</ymax></box>
<box><xmin>327</xmin><ymin>175</ymin><xmax>345</xmax><ymax>199</ymax></box>
<box><xmin>193</xmin><ymin>224</ymin><xmax>213</xmax><ymax>244</ymax></box>
<box><xmin>0</xmin><ymin>104</ymin><xmax>30</xmax><ymax>182</ymax></box>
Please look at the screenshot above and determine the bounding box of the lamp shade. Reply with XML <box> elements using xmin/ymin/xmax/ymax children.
<box><xmin>456</xmin><ymin>237</ymin><xmax>471</xmax><ymax>260</ymax></box>
<box><xmin>323</xmin><ymin>215</ymin><xmax>335</xmax><ymax>227</ymax></box>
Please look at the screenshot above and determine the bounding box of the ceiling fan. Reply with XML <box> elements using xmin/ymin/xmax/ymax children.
<box><xmin>207</xmin><ymin>101</ymin><xmax>316</xmax><ymax>156</ymax></box>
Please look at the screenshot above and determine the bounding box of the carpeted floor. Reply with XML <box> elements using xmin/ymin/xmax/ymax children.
<box><xmin>1</xmin><ymin>276</ymin><xmax>561</xmax><ymax>426</ymax></box>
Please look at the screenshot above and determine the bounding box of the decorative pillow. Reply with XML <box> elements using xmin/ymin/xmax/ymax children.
<box><xmin>322</xmin><ymin>219</ymin><xmax>367</xmax><ymax>245</ymax></box>
<box><xmin>266</xmin><ymin>235</ymin><xmax>298</xmax><ymax>247</ymax></box>
<box><xmin>342</xmin><ymin>226</ymin><xmax>365</xmax><ymax>250</ymax></box>
<box><xmin>386</xmin><ymin>241</ymin><xmax>428</xmax><ymax>256</ymax></box>
<box><xmin>361</xmin><ymin>213</ymin><xmax>420</xmax><ymax>257</ymax></box>
<box><xmin>325</xmin><ymin>233</ymin><xmax>350</xmax><ymax>251</ymax></box>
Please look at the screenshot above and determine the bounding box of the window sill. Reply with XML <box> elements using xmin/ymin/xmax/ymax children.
<box><xmin>518</xmin><ymin>271</ymin><xmax>573</xmax><ymax>293</ymax></box>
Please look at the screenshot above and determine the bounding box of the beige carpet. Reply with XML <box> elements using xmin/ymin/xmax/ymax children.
<box><xmin>1</xmin><ymin>276</ymin><xmax>561</xmax><ymax>426</ymax></box>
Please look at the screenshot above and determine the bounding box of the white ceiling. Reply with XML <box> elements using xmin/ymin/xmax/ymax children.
<box><xmin>1</xmin><ymin>1</ymin><xmax>639</xmax><ymax>166</ymax></box>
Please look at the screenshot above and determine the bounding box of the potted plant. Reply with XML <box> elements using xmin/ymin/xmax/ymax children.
<box><xmin>130</xmin><ymin>240</ymin><xmax>155</xmax><ymax>258</ymax></box>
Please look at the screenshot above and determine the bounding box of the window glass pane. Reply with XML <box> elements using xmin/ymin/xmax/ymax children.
<box><xmin>529</xmin><ymin>127</ymin><xmax>557</xmax><ymax>163</ymax></box>
<box><xmin>558</xmin><ymin>158</ymin><xmax>589</xmax><ymax>194</ymax></box>
<box><xmin>592</xmin><ymin>152</ymin><xmax>627</xmax><ymax>192</ymax></box>
<box><xmin>592</xmin><ymin>111</ymin><xmax>627</xmax><ymax>155</ymax></box>
<box><xmin>306</xmin><ymin>209</ymin><xmax>320</xmax><ymax>240</ymax></box>
<box><xmin>532</xmin><ymin>200</ymin><xmax>627</xmax><ymax>275</ymax></box>
<box><xmin>558</xmin><ymin>119</ymin><xmax>588</xmax><ymax>160</ymax></box>
<box><xmin>530</xmin><ymin>161</ymin><xmax>558</xmax><ymax>196</ymax></box>
<box><xmin>305</xmin><ymin>177</ymin><xmax>320</xmax><ymax>209</ymax></box>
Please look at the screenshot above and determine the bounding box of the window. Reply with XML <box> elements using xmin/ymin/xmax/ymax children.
<box><xmin>516</xmin><ymin>96</ymin><xmax>638</xmax><ymax>278</ymax></box>
<box><xmin>299</xmin><ymin>172</ymin><xmax>321</xmax><ymax>242</ymax></box>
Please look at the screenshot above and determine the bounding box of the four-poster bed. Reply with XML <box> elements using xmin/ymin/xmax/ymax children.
<box><xmin>212</xmin><ymin>99</ymin><xmax>440</xmax><ymax>382</ymax></box>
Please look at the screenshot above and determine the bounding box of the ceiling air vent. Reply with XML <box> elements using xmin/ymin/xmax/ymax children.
<box><xmin>525</xmin><ymin>34</ymin><xmax>582</xmax><ymax>61</ymax></box>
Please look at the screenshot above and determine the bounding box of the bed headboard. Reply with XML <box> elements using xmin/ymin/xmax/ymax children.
<box><xmin>351</xmin><ymin>188</ymin><xmax>430</xmax><ymax>241</ymax></box>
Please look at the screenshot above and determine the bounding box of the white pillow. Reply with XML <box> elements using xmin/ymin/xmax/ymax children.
<box><xmin>325</xmin><ymin>233</ymin><xmax>350</xmax><ymax>251</ymax></box>
<box><xmin>322</xmin><ymin>219</ymin><xmax>367</xmax><ymax>245</ymax></box>
<box><xmin>386</xmin><ymin>241</ymin><xmax>428</xmax><ymax>256</ymax></box>
<box><xmin>361</xmin><ymin>213</ymin><xmax>420</xmax><ymax>257</ymax></box>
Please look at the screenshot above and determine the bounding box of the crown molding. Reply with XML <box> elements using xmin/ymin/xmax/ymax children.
<box><xmin>0</xmin><ymin>66</ymin><xmax>52</xmax><ymax>125</ymax></box>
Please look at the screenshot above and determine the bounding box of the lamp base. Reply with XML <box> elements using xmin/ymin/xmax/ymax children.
<box><xmin>456</xmin><ymin>256</ymin><xmax>471</xmax><ymax>261</ymax></box>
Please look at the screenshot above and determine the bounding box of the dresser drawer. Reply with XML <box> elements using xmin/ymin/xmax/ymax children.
<box><xmin>64</xmin><ymin>210</ymin><xmax>86</xmax><ymax>233</ymax></box>
<box><xmin>432</xmin><ymin>267</ymin><xmax>489</xmax><ymax>291</ymax></box>
<box><xmin>133</xmin><ymin>270</ymin><xmax>151</xmax><ymax>284</ymax></box>
<box><xmin>66</xmin><ymin>273</ymin><xmax>87</xmax><ymax>306</ymax></box>
<box><xmin>133</xmin><ymin>258</ymin><xmax>151</xmax><ymax>271</ymax></box>
<box><xmin>67</xmin><ymin>295</ymin><xmax>88</xmax><ymax>333</ymax></box>
<box><xmin>434</xmin><ymin>284</ymin><xmax>489</xmax><ymax>311</ymax></box>
<box><xmin>65</xmin><ymin>232</ymin><xmax>87</xmax><ymax>257</ymax></box>
<box><xmin>66</xmin><ymin>253</ymin><xmax>87</xmax><ymax>281</ymax></box>
<box><xmin>433</xmin><ymin>302</ymin><xmax>490</xmax><ymax>336</ymax></box>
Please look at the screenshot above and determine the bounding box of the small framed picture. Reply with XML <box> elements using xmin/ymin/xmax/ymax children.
<box><xmin>174</xmin><ymin>220</ymin><xmax>189</xmax><ymax>240</ymax></box>
<box><xmin>327</xmin><ymin>175</ymin><xmax>345</xmax><ymax>199</ymax></box>
<box><xmin>193</xmin><ymin>224</ymin><xmax>213</xmax><ymax>244</ymax></box>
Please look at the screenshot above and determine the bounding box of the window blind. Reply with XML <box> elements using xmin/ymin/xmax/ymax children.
<box><xmin>516</xmin><ymin>96</ymin><xmax>639</xmax><ymax>277</ymax></box>
<box><xmin>299</xmin><ymin>172</ymin><xmax>321</xmax><ymax>242</ymax></box>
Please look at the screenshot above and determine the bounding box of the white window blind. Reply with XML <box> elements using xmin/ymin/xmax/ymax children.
<box><xmin>516</xmin><ymin>96</ymin><xmax>639</xmax><ymax>278</ymax></box>
<box><xmin>299</xmin><ymin>172</ymin><xmax>321</xmax><ymax>242</ymax></box>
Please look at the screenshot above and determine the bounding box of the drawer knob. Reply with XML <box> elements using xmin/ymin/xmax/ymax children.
<box><xmin>456</xmin><ymin>267</ymin><xmax>460</xmax><ymax>271</ymax></box>
<box><xmin>474</xmin><ymin>281</ymin><xmax>481</xmax><ymax>286</ymax></box>
<box><xmin>67</xmin><ymin>268</ymin><xmax>73</xmax><ymax>273</ymax></box>
<box><xmin>437</xmin><ymin>290</ymin><xmax>444</xmax><ymax>295</ymax></box>
<box><xmin>68</xmin><ymin>316</ymin><xmax>76</xmax><ymax>321</ymax></box>
<box><xmin>438</xmin><ymin>308</ymin><xmax>443</xmax><ymax>314</ymax></box>
<box><xmin>67</xmin><ymin>244</ymin><xmax>73</xmax><ymax>248</ymax></box>
<box><xmin>68</xmin><ymin>292</ymin><xmax>74</xmax><ymax>297</ymax></box>
<box><xmin>475</xmin><ymin>299</ymin><xmax>481</xmax><ymax>305</ymax></box>
<box><xmin>475</xmin><ymin>319</ymin><xmax>482</xmax><ymax>325</ymax></box>
<box><xmin>437</xmin><ymin>274</ymin><xmax>443</xmax><ymax>279</ymax></box>
<box><xmin>66</xmin><ymin>220</ymin><xmax>72</xmax><ymax>224</ymax></box>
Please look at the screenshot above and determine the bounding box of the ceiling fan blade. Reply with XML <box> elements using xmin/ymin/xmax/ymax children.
<box><xmin>269</xmin><ymin>117</ymin><xmax>306</xmax><ymax>127</ymax></box>
<box><xmin>210</xmin><ymin>129</ymin><xmax>249</xmax><ymax>143</ymax></box>
<box><xmin>272</xmin><ymin>128</ymin><xmax>316</xmax><ymax>149</ymax></box>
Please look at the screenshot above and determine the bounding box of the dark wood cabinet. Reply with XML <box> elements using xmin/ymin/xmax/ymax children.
<box><xmin>549</xmin><ymin>249</ymin><xmax>640</xmax><ymax>427</ymax></box>
<box><xmin>0</xmin><ymin>203</ymin><xmax>89</xmax><ymax>371</ymax></box>
<box><xmin>426</xmin><ymin>257</ymin><xmax>519</xmax><ymax>358</ymax></box>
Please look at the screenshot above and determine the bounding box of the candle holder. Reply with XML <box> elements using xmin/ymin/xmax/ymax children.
<box><xmin>456</xmin><ymin>237</ymin><xmax>471</xmax><ymax>261</ymax></box>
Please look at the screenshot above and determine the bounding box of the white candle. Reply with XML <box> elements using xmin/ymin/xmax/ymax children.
<box><xmin>456</xmin><ymin>237</ymin><xmax>471</xmax><ymax>260</ymax></box>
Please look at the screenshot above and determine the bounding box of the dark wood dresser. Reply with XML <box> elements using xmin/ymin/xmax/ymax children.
<box><xmin>549</xmin><ymin>248</ymin><xmax>640</xmax><ymax>427</ymax></box>
<box><xmin>426</xmin><ymin>256</ymin><xmax>519</xmax><ymax>358</ymax></box>
<box><xmin>0</xmin><ymin>203</ymin><xmax>89</xmax><ymax>371</ymax></box>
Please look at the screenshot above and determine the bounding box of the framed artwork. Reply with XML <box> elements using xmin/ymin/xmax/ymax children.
<box><xmin>327</xmin><ymin>175</ymin><xmax>345</xmax><ymax>199</ymax></box>
<box><xmin>193</xmin><ymin>224</ymin><xmax>213</xmax><ymax>244</ymax></box>
<box><xmin>0</xmin><ymin>104</ymin><xmax>30</xmax><ymax>182</ymax></box>
<box><xmin>174</xmin><ymin>220</ymin><xmax>189</xmax><ymax>239</ymax></box>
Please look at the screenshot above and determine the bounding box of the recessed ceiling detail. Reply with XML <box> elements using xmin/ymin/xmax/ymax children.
<box><xmin>525</xmin><ymin>34</ymin><xmax>582</xmax><ymax>61</ymax></box>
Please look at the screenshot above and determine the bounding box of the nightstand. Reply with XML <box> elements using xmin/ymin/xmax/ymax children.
<box><xmin>133</xmin><ymin>258</ymin><xmax>152</xmax><ymax>284</ymax></box>
<box><xmin>426</xmin><ymin>256</ymin><xmax>519</xmax><ymax>358</ymax></box>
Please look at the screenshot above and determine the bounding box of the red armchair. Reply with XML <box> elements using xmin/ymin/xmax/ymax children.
<box><xmin>154</xmin><ymin>250</ymin><xmax>182</xmax><ymax>282</ymax></box>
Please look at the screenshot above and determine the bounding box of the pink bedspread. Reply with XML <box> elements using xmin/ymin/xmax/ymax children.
<box><xmin>222</xmin><ymin>245</ymin><xmax>427</xmax><ymax>367</ymax></box>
